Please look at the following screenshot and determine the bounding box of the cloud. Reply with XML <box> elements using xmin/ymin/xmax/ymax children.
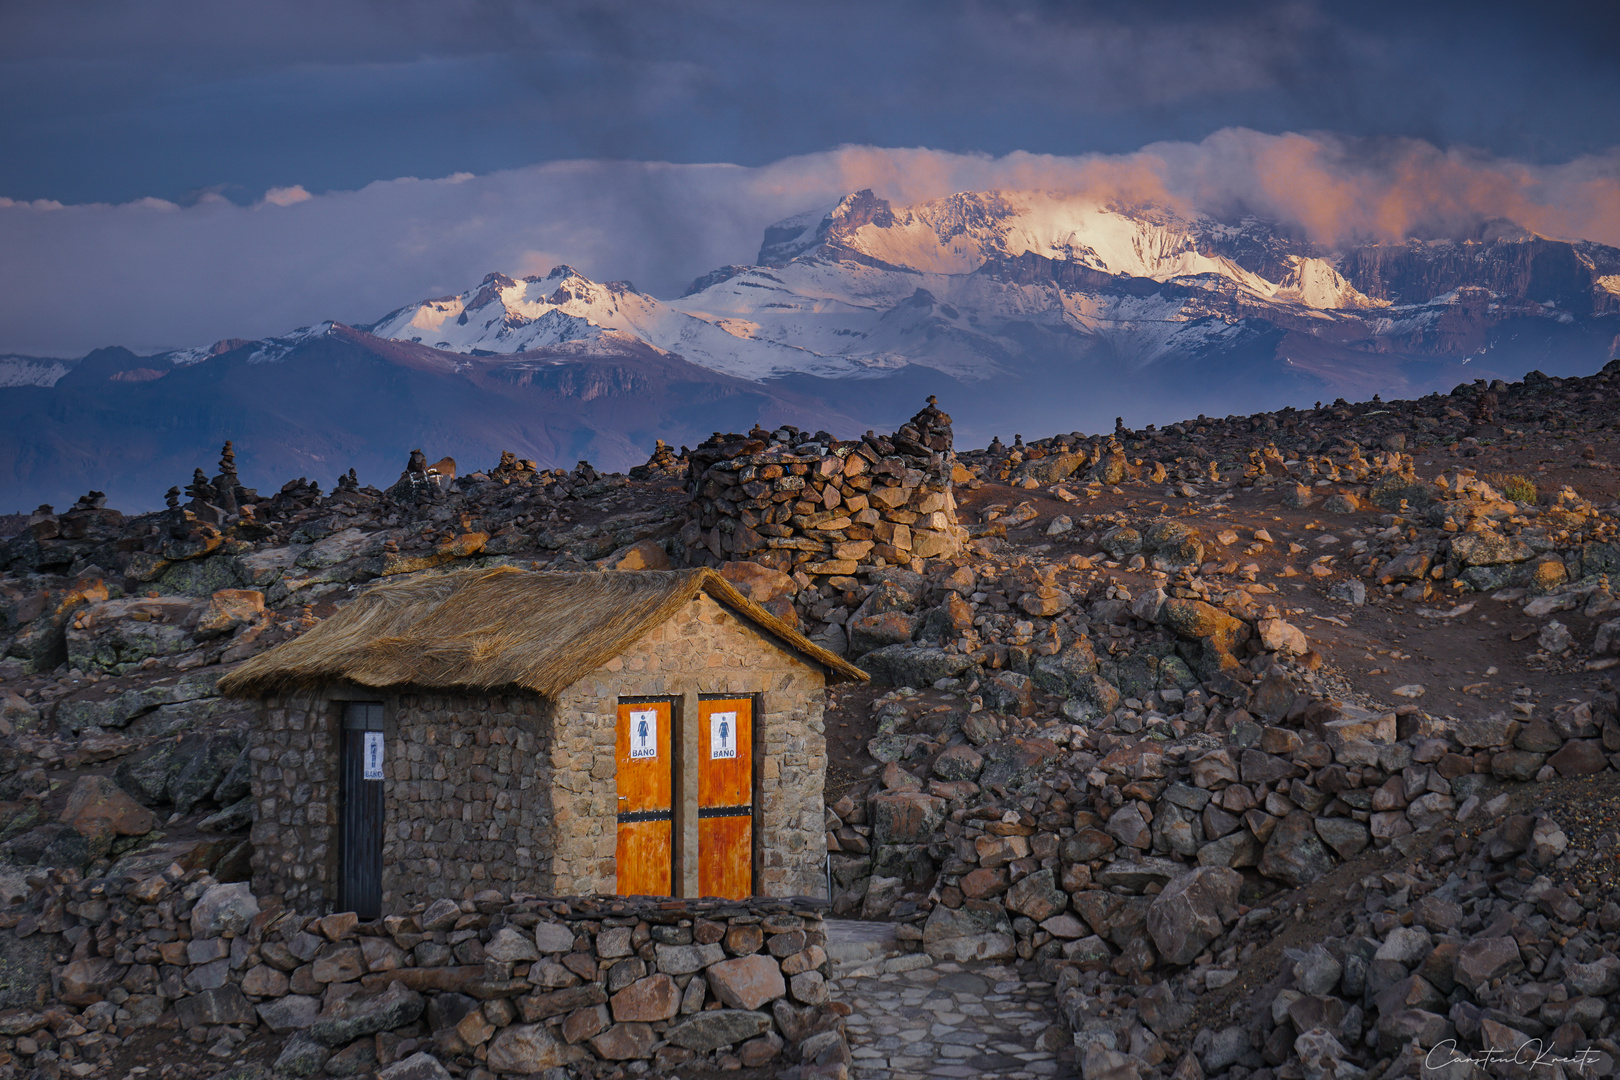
<box><xmin>2</xmin><ymin>130</ymin><xmax>1618</xmax><ymax>357</ymax></box>
<box><xmin>7</xmin><ymin>1</ymin><xmax>1619</xmax><ymax>207</ymax></box>
<box><xmin>262</xmin><ymin>185</ymin><xmax>312</xmax><ymax>206</ymax></box>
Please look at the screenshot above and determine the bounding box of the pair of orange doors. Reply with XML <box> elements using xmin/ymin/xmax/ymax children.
<box><xmin>615</xmin><ymin>697</ymin><xmax>753</xmax><ymax>900</ymax></box>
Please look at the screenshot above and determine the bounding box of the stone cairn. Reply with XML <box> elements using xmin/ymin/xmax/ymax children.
<box><xmin>679</xmin><ymin>398</ymin><xmax>969</xmax><ymax>579</ymax></box>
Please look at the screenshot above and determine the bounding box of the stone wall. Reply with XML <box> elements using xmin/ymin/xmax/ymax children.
<box><xmin>3</xmin><ymin>875</ymin><xmax>849</xmax><ymax>1079</ymax></box>
<box><xmin>679</xmin><ymin>399</ymin><xmax>968</xmax><ymax>579</ymax></box>
<box><xmin>549</xmin><ymin>591</ymin><xmax>830</xmax><ymax>899</ymax></box>
<box><xmin>830</xmin><ymin>688</ymin><xmax>1620</xmax><ymax>973</ymax></box>
<box><xmin>250</xmin><ymin>690</ymin><xmax>340</xmax><ymax>913</ymax></box>
<box><xmin>248</xmin><ymin>591</ymin><xmax>831</xmax><ymax>911</ymax></box>
<box><xmin>388</xmin><ymin>694</ymin><xmax>554</xmax><ymax>905</ymax></box>
<box><xmin>250</xmin><ymin>691</ymin><xmax>552</xmax><ymax>914</ymax></box>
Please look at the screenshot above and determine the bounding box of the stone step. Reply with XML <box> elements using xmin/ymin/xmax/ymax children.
<box><xmin>824</xmin><ymin>918</ymin><xmax>902</xmax><ymax>977</ymax></box>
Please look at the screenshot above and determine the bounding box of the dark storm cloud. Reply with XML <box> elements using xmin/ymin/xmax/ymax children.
<box><xmin>4</xmin><ymin>1</ymin><xmax>1618</xmax><ymax>204</ymax></box>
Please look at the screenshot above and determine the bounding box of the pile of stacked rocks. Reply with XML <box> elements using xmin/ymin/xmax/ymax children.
<box><xmin>823</xmin><ymin>679</ymin><xmax>1620</xmax><ymax>985</ymax></box>
<box><xmin>678</xmin><ymin>399</ymin><xmax>968</xmax><ymax>578</ymax></box>
<box><xmin>812</xmin><ymin>532</ymin><xmax>1307</xmax><ymax>721</ymax></box>
<box><xmin>0</xmin><ymin>871</ymin><xmax>848</xmax><ymax>1080</ymax></box>
<box><xmin>1056</xmin><ymin>798</ymin><xmax>1620</xmax><ymax>1080</ymax></box>
<box><xmin>626</xmin><ymin>441</ymin><xmax>684</xmax><ymax>482</ymax></box>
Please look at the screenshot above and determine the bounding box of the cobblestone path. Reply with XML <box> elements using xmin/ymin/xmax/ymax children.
<box><xmin>825</xmin><ymin>920</ymin><xmax>1078</xmax><ymax>1080</ymax></box>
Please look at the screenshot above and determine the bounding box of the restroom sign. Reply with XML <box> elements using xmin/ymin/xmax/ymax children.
<box><xmin>710</xmin><ymin>712</ymin><xmax>737</xmax><ymax>759</ymax></box>
<box><xmin>629</xmin><ymin>710</ymin><xmax>659</xmax><ymax>759</ymax></box>
<box><xmin>363</xmin><ymin>732</ymin><xmax>385</xmax><ymax>780</ymax></box>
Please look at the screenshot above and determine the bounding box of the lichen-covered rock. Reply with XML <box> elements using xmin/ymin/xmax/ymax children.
<box><xmin>308</xmin><ymin>982</ymin><xmax>426</xmax><ymax>1047</ymax></box>
<box><xmin>190</xmin><ymin>882</ymin><xmax>260</xmax><ymax>938</ymax></box>
<box><xmin>857</xmin><ymin>644</ymin><xmax>973</xmax><ymax>687</ymax></box>
<box><xmin>485</xmin><ymin>1023</ymin><xmax>568</xmax><ymax>1073</ymax></box>
<box><xmin>923</xmin><ymin>900</ymin><xmax>1016</xmax><ymax>961</ymax></box>
<box><xmin>66</xmin><ymin>597</ymin><xmax>197</xmax><ymax>674</ymax></box>
<box><xmin>665</xmin><ymin>1010</ymin><xmax>773</xmax><ymax>1052</ymax></box>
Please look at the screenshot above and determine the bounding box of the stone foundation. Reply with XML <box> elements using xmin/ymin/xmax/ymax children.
<box><xmin>8</xmin><ymin>872</ymin><xmax>849</xmax><ymax>1078</ymax></box>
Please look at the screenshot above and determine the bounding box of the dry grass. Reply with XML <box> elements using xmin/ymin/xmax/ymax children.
<box><xmin>1488</xmin><ymin>473</ymin><xmax>1538</xmax><ymax>503</ymax></box>
<box><xmin>218</xmin><ymin>566</ymin><xmax>865</xmax><ymax>697</ymax></box>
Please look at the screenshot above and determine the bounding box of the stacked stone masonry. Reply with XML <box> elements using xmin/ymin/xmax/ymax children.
<box><xmin>250</xmin><ymin>592</ymin><xmax>830</xmax><ymax>912</ymax></box>
<box><xmin>830</xmin><ymin>690</ymin><xmax>1620</xmax><ymax>979</ymax></box>
<box><xmin>2</xmin><ymin>876</ymin><xmax>850</xmax><ymax>1078</ymax></box>
<box><xmin>680</xmin><ymin>400</ymin><xmax>969</xmax><ymax>578</ymax></box>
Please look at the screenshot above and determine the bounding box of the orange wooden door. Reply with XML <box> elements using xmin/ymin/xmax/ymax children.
<box><xmin>615</xmin><ymin>700</ymin><xmax>673</xmax><ymax>896</ymax></box>
<box><xmin>698</xmin><ymin>698</ymin><xmax>753</xmax><ymax>899</ymax></box>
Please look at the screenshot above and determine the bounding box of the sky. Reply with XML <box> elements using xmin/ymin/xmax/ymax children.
<box><xmin>3</xmin><ymin>0</ymin><xmax>1619</xmax><ymax>357</ymax></box>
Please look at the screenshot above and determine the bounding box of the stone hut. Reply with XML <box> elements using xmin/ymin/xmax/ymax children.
<box><xmin>218</xmin><ymin>566</ymin><xmax>866</xmax><ymax>917</ymax></box>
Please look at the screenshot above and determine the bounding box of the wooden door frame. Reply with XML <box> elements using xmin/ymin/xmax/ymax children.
<box><xmin>616</xmin><ymin>694</ymin><xmax>682</xmax><ymax>897</ymax></box>
<box><xmin>697</xmin><ymin>692</ymin><xmax>761</xmax><ymax>898</ymax></box>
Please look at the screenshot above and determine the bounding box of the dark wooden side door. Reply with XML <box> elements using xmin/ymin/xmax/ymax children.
<box><xmin>340</xmin><ymin>701</ymin><xmax>386</xmax><ymax>918</ymax></box>
<box><xmin>698</xmin><ymin>697</ymin><xmax>753</xmax><ymax>899</ymax></box>
<box><xmin>616</xmin><ymin>699</ymin><xmax>674</xmax><ymax>896</ymax></box>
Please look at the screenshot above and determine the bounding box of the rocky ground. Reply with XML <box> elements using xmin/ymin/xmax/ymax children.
<box><xmin>1</xmin><ymin>362</ymin><xmax>1619</xmax><ymax>1079</ymax></box>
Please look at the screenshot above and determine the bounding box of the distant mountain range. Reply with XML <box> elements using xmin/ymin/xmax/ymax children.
<box><xmin>6</xmin><ymin>189</ymin><xmax>1618</xmax><ymax>510</ymax></box>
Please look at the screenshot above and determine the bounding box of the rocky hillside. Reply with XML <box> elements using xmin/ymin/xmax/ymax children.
<box><xmin>1</xmin><ymin>360</ymin><xmax>1620</xmax><ymax>1078</ymax></box>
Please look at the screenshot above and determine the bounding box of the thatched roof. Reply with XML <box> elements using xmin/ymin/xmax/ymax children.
<box><xmin>217</xmin><ymin>566</ymin><xmax>867</xmax><ymax>698</ymax></box>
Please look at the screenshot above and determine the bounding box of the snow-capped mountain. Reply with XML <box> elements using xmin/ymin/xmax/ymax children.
<box><xmin>367</xmin><ymin>189</ymin><xmax>1620</xmax><ymax>386</ymax></box>
<box><xmin>7</xmin><ymin>188</ymin><xmax>1619</xmax><ymax>510</ymax></box>
<box><xmin>0</xmin><ymin>355</ymin><xmax>73</xmax><ymax>389</ymax></box>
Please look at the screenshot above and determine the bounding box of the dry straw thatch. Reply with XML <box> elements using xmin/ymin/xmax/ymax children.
<box><xmin>218</xmin><ymin>566</ymin><xmax>866</xmax><ymax>698</ymax></box>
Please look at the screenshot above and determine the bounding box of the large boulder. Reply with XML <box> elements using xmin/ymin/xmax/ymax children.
<box><xmin>55</xmin><ymin>669</ymin><xmax>220</xmax><ymax>735</ymax></box>
<box><xmin>665</xmin><ymin>1011</ymin><xmax>773</xmax><ymax>1052</ymax></box>
<box><xmin>191</xmin><ymin>882</ymin><xmax>260</xmax><ymax>938</ymax></box>
<box><xmin>377</xmin><ymin>1053</ymin><xmax>452</xmax><ymax>1080</ymax></box>
<box><xmin>1158</xmin><ymin>598</ymin><xmax>1251</xmax><ymax>676</ymax></box>
<box><xmin>847</xmin><ymin>611</ymin><xmax>920</xmax><ymax>654</ymax></box>
<box><xmin>1031</xmin><ymin>638</ymin><xmax>1101</xmax><ymax>697</ymax></box>
<box><xmin>115</xmin><ymin>737</ymin><xmax>194</xmax><ymax>805</ymax></box>
<box><xmin>1005</xmin><ymin>869</ymin><xmax>1067</xmax><ymax>922</ymax></box>
<box><xmin>857</xmin><ymin>644</ymin><xmax>973</xmax><ymax>687</ymax></box>
<box><xmin>922</xmin><ymin>900</ymin><xmax>1016</xmax><ymax>961</ymax></box>
<box><xmin>169</xmin><ymin>733</ymin><xmax>247</xmax><ymax>814</ymax></box>
<box><xmin>193</xmin><ymin>589</ymin><xmax>265</xmax><ymax>639</ymax></box>
<box><xmin>1146</xmin><ymin>867</ymin><xmax>1241</xmax><ymax>966</ymax></box>
<box><xmin>1144</xmin><ymin>520</ymin><xmax>1205</xmax><ymax>572</ymax></box>
<box><xmin>869</xmin><ymin>791</ymin><xmax>946</xmax><ymax>846</ymax></box>
<box><xmin>174</xmin><ymin>984</ymin><xmax>256</xmax><ymax>1027</ymax></box>
<box><xmin>59</xmin><ymin>776</ymin><xmax>155</xmax><ymax>837</ymax></box>
<box><xmin>1449</xmin><ymin>532</ymin><xmax>1533</xmax><ymax>567</ymax></box>
<box><xmin>704</xmin><ymin>955</ymin><xmax>785</xmax><ymax>1011</ymax></box>
<box><xmin>157</xmin><ymin>555</ymin><xmax>245</xmax><ymax>597</ymax></box>
<box><xmin>485</xmin><ymin>1023</ymin><xmax>569</xmax><ymax>1073</ymax></box>
<box><xmin>308</xmin><ymin>982</ymin><xmax>425</xmax><ymax>1046</ymax></box>
<box><xmin>58</xmin><ymin>956</ymin><xmax>126</xmax><ymax>1006</ymax></box>
<box><xmin>717</xmin><ymin>561</ymin><xmax>796</xmax><ymax>603</ymax></box>
<box><xmin>1258</xmin><ymin>812</ymin><xmax>1336</xmax><ymax>886</ymax></box>
<box><xmin>65</xmin><ymin>598</ymin><xmax>198</xmax><ymax>674</ymax></box>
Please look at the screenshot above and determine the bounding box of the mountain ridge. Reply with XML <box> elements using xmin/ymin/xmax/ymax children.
<box><xmin>5</xmin><ymin>187</ymin><xmax>1618</xmax><ymax>510</ymax></box>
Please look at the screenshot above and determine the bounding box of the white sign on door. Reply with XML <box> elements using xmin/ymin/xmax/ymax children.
<box><xmin>363</xmin><ymin>731</ymin><xmax>385</xmax><ymax>780</ymax></box>
<box><xmin>629</xmin><ymin>710</ymin><xmax>658</xmax><ymax>759</ymax></box>
<box><xmin>710</xmin><ymin>711</ymin><xmax>738</xmax><ymax>760</ymax></box>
